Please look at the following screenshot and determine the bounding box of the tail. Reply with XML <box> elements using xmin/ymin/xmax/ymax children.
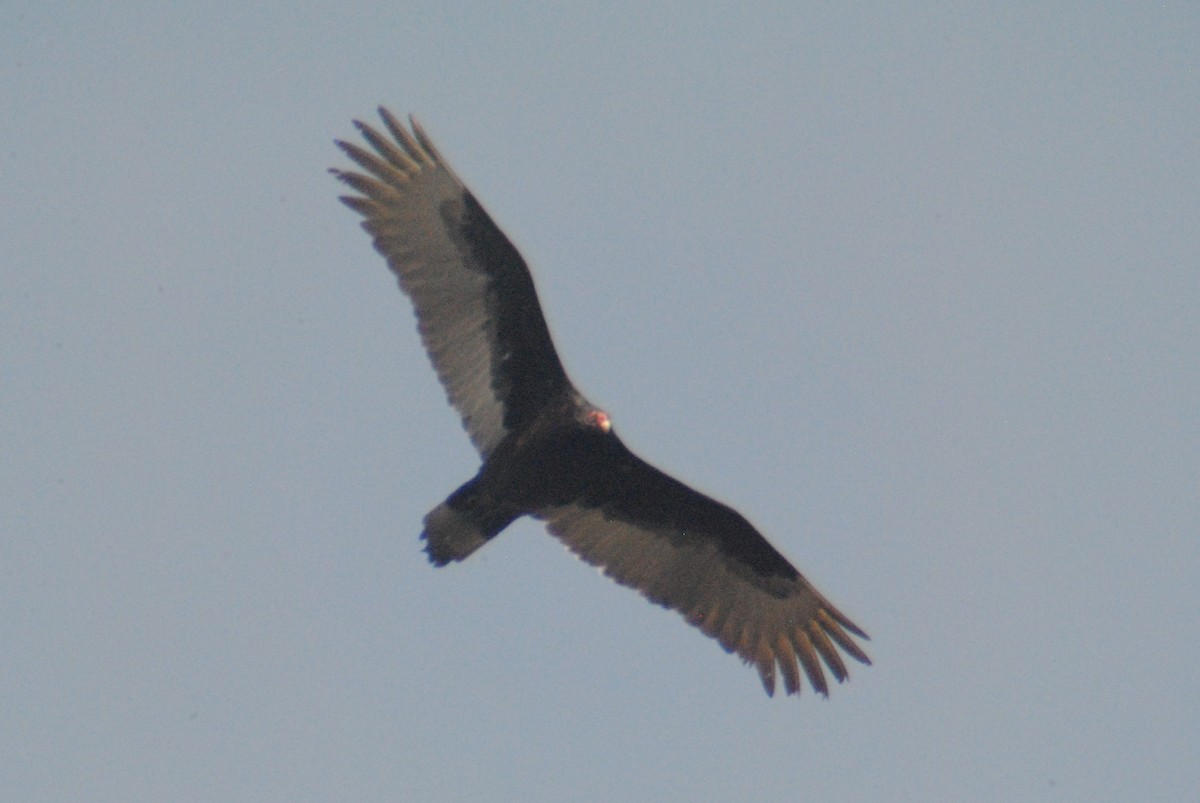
<box><xmin>422</xmin><ymin>479</ymin><xmax>518</xmax><ymax>566</ymax></box>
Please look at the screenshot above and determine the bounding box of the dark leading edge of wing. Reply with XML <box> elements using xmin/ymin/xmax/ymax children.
<box><xmin>331</xmin><ymin>109</ymin><xmax>570</xmax><ymax>457</ymax></box>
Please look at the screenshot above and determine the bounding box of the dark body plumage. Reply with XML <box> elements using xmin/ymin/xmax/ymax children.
<box><xmin>332</xmin><ymin>109</ymin><xmax>870</xmax><ymax>697</ymax></box>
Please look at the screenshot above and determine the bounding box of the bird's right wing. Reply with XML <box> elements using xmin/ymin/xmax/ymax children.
<box><xmin>333</xmin><ymin>109</ymin><xmax>571</xmax><ymax>457</ymax></box>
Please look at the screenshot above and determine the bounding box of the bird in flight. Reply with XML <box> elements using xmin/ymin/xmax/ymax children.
<box><xmin>332</xmin><ymin>109</ymin><xmax>870</xmax><ymax>697</ymax></box>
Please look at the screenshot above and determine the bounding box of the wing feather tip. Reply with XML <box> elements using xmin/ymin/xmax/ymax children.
<box><xmin>755</xmin><ymin>659</ymin><xmax>777</xmax><ymax>698</ymax></box>
<box><xmin>817</xmin><ymin>609</ymin><xmax>872</xmax><ymax>667</ymax></box>
<box><xmin>776</xmin><ymin>633</ymin><xmax>802</xmax><ymax>696</ymax></box>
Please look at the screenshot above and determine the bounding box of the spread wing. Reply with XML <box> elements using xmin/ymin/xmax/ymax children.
<box><xmin>332</xmin><ymin>109</ymin><xmax>570</xmax><ymax>456</ymax></box>
<box><xmin>537</xmin><ymin>437</ymin><xmax>871</xmax><ymax>697</ymax></box>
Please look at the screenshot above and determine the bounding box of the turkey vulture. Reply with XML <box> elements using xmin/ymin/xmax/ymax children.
<box><xmin>332</xmin><ymin>109</ymin><xmax>870</xmax><ymax>697</ymax></box>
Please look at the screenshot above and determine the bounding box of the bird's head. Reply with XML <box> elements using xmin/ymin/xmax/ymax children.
<box><xmin>585</xmin><ymin>408</ymin><xmax>611</xmax><ymax>433</ymax></box>
<box><xmin>567</xmin><ymin>389</ymin><xmax>612</xmax><ymax>434</ymax></box>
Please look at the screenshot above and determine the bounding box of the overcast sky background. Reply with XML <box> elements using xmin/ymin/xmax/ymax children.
<box><xmin>3</xmin><ymin>3</ymin><xmax>1197</xmax><ymax>801</ymax></box>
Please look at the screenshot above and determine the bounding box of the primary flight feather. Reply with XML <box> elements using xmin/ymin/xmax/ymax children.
<box><xmin>332</xmin><ymin>108</ymin><xmax>870</xmax><ymax>697</ymax></box>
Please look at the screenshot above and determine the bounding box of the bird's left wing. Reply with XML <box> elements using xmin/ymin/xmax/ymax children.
<box><xmin>536</xmin><ymin>439</ymin><xmax>870</xmax><ymax>697</ymax></box>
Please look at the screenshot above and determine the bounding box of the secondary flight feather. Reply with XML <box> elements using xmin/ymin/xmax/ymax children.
<box><xmin>332</xmin><ymin>108</ymin><xmax>870</xmax><ymax>697</ymax></box>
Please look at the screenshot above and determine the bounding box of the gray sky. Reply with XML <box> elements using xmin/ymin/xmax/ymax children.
<box><xmin>4</xmin><ymin>3</ymin><xmax>1197</xmax><ymax>801</ymax></box>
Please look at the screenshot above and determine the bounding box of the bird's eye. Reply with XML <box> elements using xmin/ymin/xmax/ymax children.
<box><xmin>589</xmin><ymin>410</ymin><xmax>612</xmax><ymax>432</ymax></box>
